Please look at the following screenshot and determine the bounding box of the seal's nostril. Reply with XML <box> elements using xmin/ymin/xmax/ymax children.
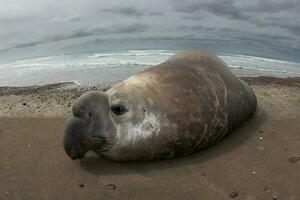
<box><xmin>68</xmin><ymin>150</ymin><xmax>85</xmax><ymax>160</ymax></box>
<box><xmin>92</xmin><ymin>136</ymin><xmax>104</xmax><ymax>146</ymax></box>
<box><xmin>72</xmin><ymin>106</ymin><xmax>92</xmax><ymax>119</ymax></box>
<box><xmin>68</xmin><ymin>149</ymin><xmax>79</xmax><ymax>160</ymax></box>
<box><xmin>72</xmin><ymin>106</ymin><xmax>83</xmax><ymax>118</ymax></box>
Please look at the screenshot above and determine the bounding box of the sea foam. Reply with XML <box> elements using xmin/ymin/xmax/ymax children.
<box><xmin>0</xmin><ymin>50</ymin><xmax>299</xmax><ymax>86</ymax></box>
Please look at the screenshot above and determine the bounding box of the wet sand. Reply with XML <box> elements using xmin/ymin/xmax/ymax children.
<box><xmin>0</xmin><ymin>77</ymin><xmax>300</xmax><ymax>200</ymax></box>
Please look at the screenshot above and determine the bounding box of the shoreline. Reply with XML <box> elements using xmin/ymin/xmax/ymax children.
<box><xmin>1</xmin><ymin>75</ymin><xmax>299</xmax><ymax>92</ymax></box>
<box><xmin>0</xmin><ymin>76</ymin><xmax>299</xmax><ymax>118</ymax></box>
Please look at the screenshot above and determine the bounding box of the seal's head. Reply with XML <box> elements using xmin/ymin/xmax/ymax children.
<box><xmin>63</xmin><ymin>77</ymin><xmax>161</xmax><ymax>161</ymax></box>
<box><xmin>63</xmin><ymin>91</ymin><xmax>116</xmax><ymax>160</ymax></box>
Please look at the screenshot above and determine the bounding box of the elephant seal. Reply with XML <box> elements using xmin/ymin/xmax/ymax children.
<box><xmin>63</xmin><ymin>49</ymin><xmax>257</xmax><ymax>161</ymax></box>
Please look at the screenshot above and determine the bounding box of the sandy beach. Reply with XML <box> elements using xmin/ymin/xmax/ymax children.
<box><xmin>0</xmin><ymin>76</ymin><xmax>299</xmax><ymax>200</ymax></box>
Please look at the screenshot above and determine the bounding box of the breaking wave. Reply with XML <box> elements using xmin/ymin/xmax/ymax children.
<box><xmin>0</xmin><ymin>49</ymin><xmax>299</xmax><ymax>86</ymax></box>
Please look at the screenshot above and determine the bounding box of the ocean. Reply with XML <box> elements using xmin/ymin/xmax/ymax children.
<box><xmin>0</xmin><ymin>49</ymin><xmax>299</xmax><ymax>86</ymax></box>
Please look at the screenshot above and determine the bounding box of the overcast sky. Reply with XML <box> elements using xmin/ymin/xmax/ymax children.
<box><xmin>0</xmin><ymin>0</ymin><xmax>300</xmax><ymax>62</ymax></box>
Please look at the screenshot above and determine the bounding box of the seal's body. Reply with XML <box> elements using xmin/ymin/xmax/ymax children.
<box><xmin>64</xmin><ymin>50</ymin><xmax>257</xmax><ymax>161</ymax></box>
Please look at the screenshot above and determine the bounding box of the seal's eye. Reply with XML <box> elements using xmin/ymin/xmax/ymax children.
<box><xmin>111</xmin><ymin>104</ymin><xmax>128</xmax><ymax>115</ymax></box>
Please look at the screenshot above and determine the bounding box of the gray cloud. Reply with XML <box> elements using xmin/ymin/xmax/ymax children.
<box><xmin>178</xmin><ymin>25</ymin><xmax>218</xmax><ymax>31</ymax></box>
<box><xmin>9</xmin><ymin>23</ymin><xmax>148</xmax><ymax>49</ymax></box>
<box><xmin>174</xmin><ymin>0</ymin><xmax>247</xmax><ymax>20</ymax></box>
<box><xmin>112</xmin><ymin>23</ymin><xmax>148</xmax><ymax>33</ymax></box>
<box><xmin>181</xmin><ymin>14</ymin><xmax>206</xmax><ymax>21</ymax></box>
<box><xmin>12</xmin><ymin>41</ymin><xmax>42</xmax><ymax>49</ymax></box>
<box><xmin>288</xmin><ymin>25</ymin><xmax>300</xmax><ymax>35</ymax></box>
<box><xmin>104</xmin><ymin>7</ymin><xmax>144</xmax><ymax>17</ymax></box>
<box><xmin>216</xmin><ymin>28</ymin><xmax>297</xmax><ymax>53</ymax></box>
<box><xmin>247</xmin><ymin>0</ymin><xmax>300</xmax><ymax>13</ymax></box>
<box><xmin>0</xmin><ymin>0</ymin><xmax>299</xmax><ymax>62</ymax></box>
<box><xmin>148</xmin><ymin>11</ymin><xmax>164</xmax><ymax>16</ymax></box>
<box><xmin>247</xmin><ymin>15</ymin><xmax>300</xmax><ymax>36</ymax></box>
<box><xmin>103</xmin><ymin>6</ymin><xmax>164</xmax><ymax>17</ymax></box>
<box><xmin>174</xmin><ymin>0</ymin><xmax>300</xmax><ymax>45</ymax></box>
<box><xmin>50</xmin><ymin>15</ymin><xmax>82</xmax><ymax>22</ymax></box>
<box><xmin>10</xmin><ymin>30</ymin><xmax>94</xmax><ymax>49</ymax></box>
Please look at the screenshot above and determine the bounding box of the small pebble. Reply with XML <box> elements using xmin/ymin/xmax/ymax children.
<box><xmin>289</xmin><ymin>156</ymin><xmax>300</xmax><ymax>163</ymax></box>
<box><xmin>228</xmin><ymin>191</ymin><xmax>238</xmax><ymax>198</ymax></box>
<box><xmin>259</xmin><ymin>137</ymin><xmax>263</xmax><ymax>140</ymax></box>
<box><xmin>273</xmin><ymin>195</ymin><xmax>278</xmax><ymax>200</ymax></box>
<box><xmin>23</xmin><ymin>103</ymin><xmax>27</xmax><ymax>106</ymax></box>
<box><xmin>105</xmin><ymin>184</ymin><xmax>116</xmax><ymax>190</ymax></box>
<box><xmin>79</xmin><ymin>184</ymin><xmax>85</xmax><ymax>188</ymax></box>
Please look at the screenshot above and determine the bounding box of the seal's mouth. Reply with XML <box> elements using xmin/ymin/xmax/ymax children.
<box><xmin>63</xmin><ymin>117</ymin><xmax>113</xmax><ymax>160</ymax></box>
<box><xmin>92</xmin><ymin>136</ymin><xmax>115</xmax><ymax>153</ymax></box>
<box><xmin>68</xmin><ymin>148</ymin><xmax>86</xmax><ymax>160</ymax></box>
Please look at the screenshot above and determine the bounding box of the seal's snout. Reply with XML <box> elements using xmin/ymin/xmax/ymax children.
<box><xmin>68</xmin><ymin>149</ymin><xmax>85</xmax><ymax>160</ymax></box>
<box><xmin>63</xmin><ymin>117</ymin><xmax>88</xmax><ymax>160</ymax></box>
<box><xmin>64</xmin><ymin>91</ymin><xmax>111</xmax><ymax>160</ymax></box>
<box><xmin>63</xmin><ymin>134</ymin><xmax>86</xmax><ymax>160</ymax></box>
<box><xmin>72</xmin><ymin>91</ymin><xmax>108</xmax><ymax>119</ymax></box>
